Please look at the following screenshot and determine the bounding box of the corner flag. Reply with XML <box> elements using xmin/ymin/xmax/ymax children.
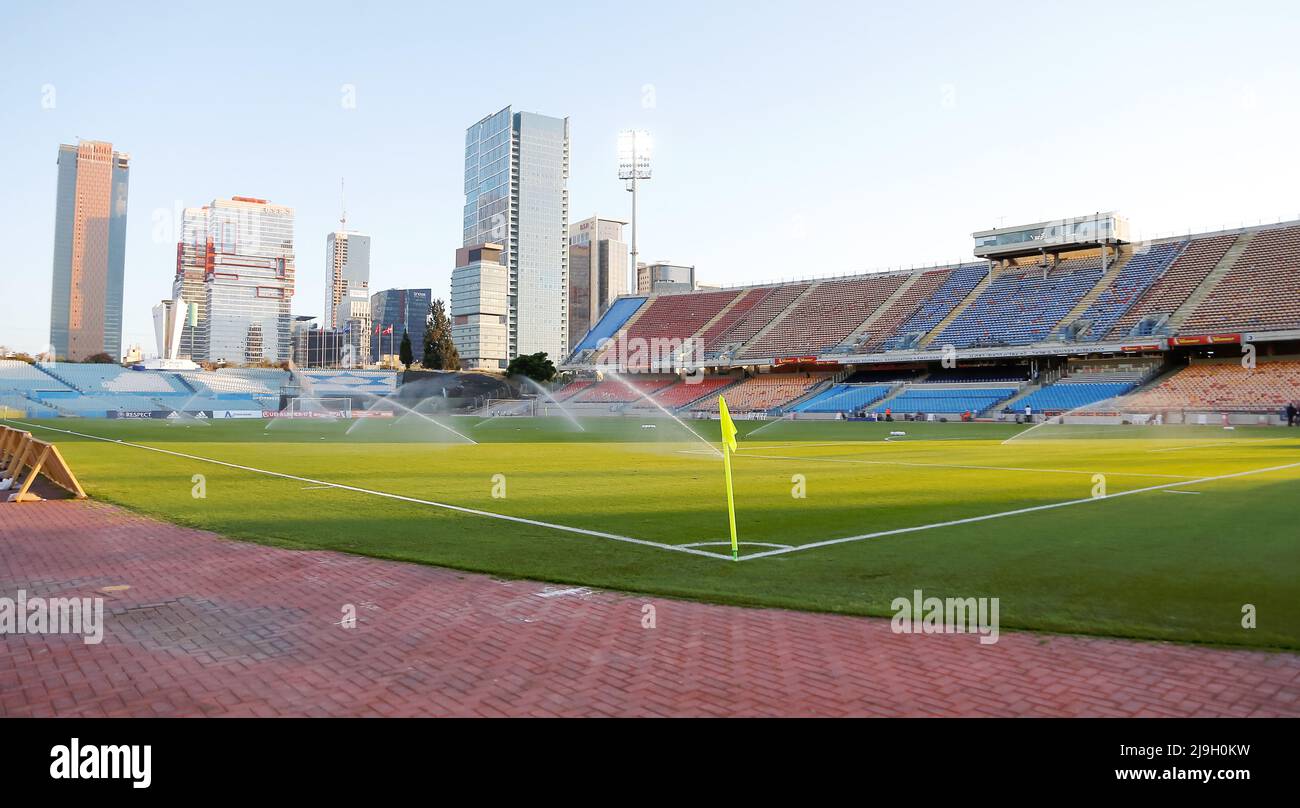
<box><xmin>719</xmin><ymin>395</ymin><xmax>739</xmax><ymax>560</ymax></box>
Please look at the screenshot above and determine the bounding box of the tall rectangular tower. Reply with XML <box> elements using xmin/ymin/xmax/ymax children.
<box><xmin>199</xmin><ymin>197</ymin><xmax>296</xmax><ymax>365</ymax></box>
<box><xmin>326</xmin><ymin>231</ymin><xmax>371</xmax><ymax>328</ymax></box>
<box><xmin>49</xmin><ymin>140</ymin><xmax>130</xmax><ymax>361</ymax></box>
<box><xmin>568</xmin><ymin>215</ymin><xmax>629</xmax><ymax>351</ymax></box>
<box><xmin>463</xmin><ymin>107</ymin><xmax>569</xmax><ymax>362</ymax></box>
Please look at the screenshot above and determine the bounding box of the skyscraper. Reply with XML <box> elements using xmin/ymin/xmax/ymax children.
<box><xmin>198</xmin><ymin>197</ymin><xmax>296</xmax><ymax>365</ymax></box>
<box><xmin>49</xmin><ymin>140</ymin><xmax>130</xmax><ymax>361</ymax></box>
<box><xmin>370</xmin><ymin>288</ymin><xmax>431</xmax><ymax>365</ymax></box>
<box><xmin>450</xmin><ymin>243</ymin><xmax>508</xmax><ymax>370</ymax></box>
<box><xmin>568</xmin><ymin>215</ymin><xmax>629</xmax><ymax>352</ymax></box>
<box><xmin>326</xmin><ymin>231</ymin><xmax>371</xmax><ymax>328</ymax></box>
<box><xmin>463</xmin><ymin>106</ymin><xmax>569</xmax><ymax>362</ymax></box>
<box><xmin>173</xmin><ymin>206</ymin><xmax>210</xmax><ymax>360</ymax></box>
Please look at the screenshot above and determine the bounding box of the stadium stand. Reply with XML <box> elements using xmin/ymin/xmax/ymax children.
<box><xmin>691</xmin><ymin>373</ymin><xmax>831</xmax><ymax>413</ymax></box>
<box><xmin>1073</xmin><ymin>242</ymin><xmax>1185</xmax><ymax>340</ymax></box>
<box><xmin>791</xmin><ymin>384</ymin><xmax>892</xmax><ymax>414</ymax></box>
<box><xmin>873</xmin><ymin>386</ymin><xmax>1017</xmax><ymax>415</ymax></box>
<box><xmin>707</xmin><ymin>283</ymin><xmax>809</xmax><ymax>356</ymax></box>
<box><xmin>574</xmin><ymin>377</ymin><xmax>676</xmax><ymax>404</ymax></box>
<box><xmin>570</xmin><ymin>296</ymin><xmax>646</xmax><ymax>356</ymax></box>
<box><xmin>880</xmin><ymin>263</ymin><xmax>988</xmax><ymax>351</ymax></box>
<box><xmin>1121</xmin><ymin>360</ymin><xmax>1300</xmax><ymax>412</ymax></box>
<box><xmin>1013</xmin><ymin>382</ymin><xmax>1136</xmax><ymax>413</ymax></box>
<box><xmin>1105</xmin><ymin>234</ymin><xmax>1237</xmax><ymax>338</ymax></box>
<box><xmin>935</xmin><ymin>256</ymin><xmax>1104</xmax><ymax>347</ymax></box>
<box><xmin>741</xmin><ymin>274</ymin><xmax>907</xmax><ymax>358</ymax></box>
<box><xmin>552</xmin><ymin>380</ymin><xmax>595</xmax><ymax>401</ymax></box>
<box><xmin>623</xmin><ymin>376</ymin><xmax>739</xmax><ymax>410</ymax></box>
<box><xmin>849</xmin><ymin>268</ymin><xmax>953</xmax><ymax>352</ymax></box>
<box><xmin>696</xmin><ymin>288</ymin><xmax>770</xmax><ymax>355</ymax></box>
<box><xmin>623</xmin><ymin>290</ymin><xmax>740</xmax><ymax>345</ymax></box>
<box><xmin>1179</xmin><ymin>225</ymin><xmax>1300</xmax><ymax>335</ymax></box>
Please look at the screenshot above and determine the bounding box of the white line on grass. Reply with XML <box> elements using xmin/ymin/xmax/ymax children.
<box><xmin>5</xmin><ymin>420</ymin><xmax>732</xmax><ymax>562</ymax></box>
<box><xmin>1148</xmin><ymin>442</ymin><xmax>1233</xmax><ymax>453</ymax></box>
<box><xmin>736</xmin><ymin>459</ymin><xmax>1300</xmax><ymax>561</ymax></box>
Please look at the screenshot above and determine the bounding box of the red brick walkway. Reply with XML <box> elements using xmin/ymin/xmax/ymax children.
<box><xmin>1</xmin><ymin>501</ymin><xmax>1297</xmax><ymax>717</ymax></box>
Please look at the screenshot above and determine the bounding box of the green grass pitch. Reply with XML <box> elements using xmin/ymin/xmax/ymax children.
<box><xmin>8</xmin><ymin>415</ymin><xmax>1299</xmax><ymax>650</ymax></box>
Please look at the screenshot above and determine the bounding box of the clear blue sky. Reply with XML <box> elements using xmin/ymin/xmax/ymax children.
<box><xmin>2</xmin><ymin>0</ymin><xmax>1298</xmax><ymax>355</ymax></box>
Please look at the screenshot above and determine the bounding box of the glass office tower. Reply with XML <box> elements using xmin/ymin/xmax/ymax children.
<box><xmin>199</xmin><ymin>197</ymin><xmax>296</xmax><ymax>364</ymax></box>
<box><xmin>49</xmin><ymin>140</ymin><xmax>130</xmax><ymax>361</ymax></box>
<box><xmin>463</xmin><ymin>106</ymin><xmax>569</xmax><ymax>362</ymax></box>
<box><xmin>370</xmin><ymin>288</ymin><xmax>431</xmax><ymax>365</ymax></box>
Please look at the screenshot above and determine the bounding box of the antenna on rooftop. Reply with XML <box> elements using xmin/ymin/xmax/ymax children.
<box><xmin>339</xmin><ymin>178</ymin><xmax>347</xmax><ymax>231</ymax></box>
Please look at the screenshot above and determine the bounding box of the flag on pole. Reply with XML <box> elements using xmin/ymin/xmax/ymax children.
<box><xmin>718</xmin><ymin>395</ymin><xmax>740</xmax><ymax>560</ymax></box>
<box><xmin>383</xmin><ymin>325</ymin><xmax>394</xmax><ymax>335</ymax></box>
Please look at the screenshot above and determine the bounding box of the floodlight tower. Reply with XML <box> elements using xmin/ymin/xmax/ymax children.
<box><xmin>618</xmin><ymin>130</ymin><xmax>653</xmax><ymax>294</ymax></box>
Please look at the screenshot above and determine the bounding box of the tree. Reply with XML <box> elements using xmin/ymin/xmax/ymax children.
<box><xmin>84</xmin><ymin>352</ymin><xmax>116</xmax><ymax>364</ymax></box>
<box><xmin>506</xmin><ymin>352</ymin><xmax>556</xmax><ymax>384</ymax></box>
<box><xmin>399</xmin><ymin>331</ymin><xmax>414</xmax><ymax>370</ymax></box>
<box><xmin>422</xmin><ymin>299</ymin><xmax>460</xmax><ymax>370</ymax></box>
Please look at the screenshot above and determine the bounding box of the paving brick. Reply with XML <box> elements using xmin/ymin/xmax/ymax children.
<box><xmin>1</xmin><ymin>500</ymin><xmax>1297</xmax><ymax>717</ymax></box>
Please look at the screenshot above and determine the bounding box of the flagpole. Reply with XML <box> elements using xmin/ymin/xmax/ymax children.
<box><xmin>723</xmin><ymin>441</ymin><xmax>738</xmax><ymax>561</ymax></box>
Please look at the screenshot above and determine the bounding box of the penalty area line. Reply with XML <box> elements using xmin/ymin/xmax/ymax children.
<box><xmin>738</xmin><ymin>459</ymin><xmax>1300</xmax><ymax>561</ymax></box>
<box><xmin>4</xmin><ymin>420</ymin><xmax>732</xmax><ymax>562</ymax></box>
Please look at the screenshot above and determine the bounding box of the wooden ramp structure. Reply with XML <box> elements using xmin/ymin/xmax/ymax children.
<box><xmin>0</xmin><ymin>425</ymin><xmax>87</xmax><ymax>503</ymax></box>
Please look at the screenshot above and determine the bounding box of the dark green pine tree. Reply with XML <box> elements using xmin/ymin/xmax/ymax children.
<box><xmin>422</xmin><ymin>299</ymin><xmax>461</xmax><ymax>370</ymax></box>
<box><xmin>399</xmin><ymin>331</ymin><xmax>414</xmax><ymax>370</ymax></box>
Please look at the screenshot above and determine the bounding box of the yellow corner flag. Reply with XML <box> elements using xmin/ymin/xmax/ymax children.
<box><xmin>718</xmin><ymin>396</ymin><xmax>740</xmax><ymax>560</ymax></box>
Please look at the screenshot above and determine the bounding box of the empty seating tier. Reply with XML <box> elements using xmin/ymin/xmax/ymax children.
<box><xmin>880</xmin><ymin>263</ymin><xmax>987</xmax><ymax>351</ymax></box>
<box><xmin>873</xmin><ymin>387</ymin><xmax>1016</xmax><ymax>415</ymax></box>
<box><xmin>1014</xmin><ymin>382</ymin><xmax>1135</xmax><ymax>413</ymax></box>
<box><xmin>1179</xmin><ymin>226</ymin><xmax>1300</xmax><ymax>335</ymax></box>
<box><xmin>1075</xmin><ymin>242</ymin><xmax>1184</xmax><ymax>340</ymax></box>
<box><xmin>705</xmin><ymin>283</ymin><xmax>810</xmax><ymax>354</ymax></box>
<box><xmin>1106</xmin><ymin>234</ymin><xmax>1236</xmax><ymax>338</ymax></box>
<box><xmin>574</xmin><ymin>377</ymin><xmax>676</xmax><ymax>404</ymax></box>
<box><xmin>853</xmin><ymin>268</ymin><xmax>953</xmax><ymax>352</ymax></box>
<box><xmin>1121</xmin><ymin>361</ymin><xmax>1300</xmax><ymax>412</ymax></box>
<box><xmin>935</xmin><ymin>257</ymin><xmax>1104</xmax><ymax>347</ymax></box>
<box><xmin>792</xmin><ymin>384</ymin><xmax>892</xmax><ymax>413</ymax></box>
<box><xmin>692</xmin><ymin>373</ymin><xmax>830</xmax><ymax>413</ymax></box>
<box><xmin>741</xmin><ymin>274</ymin><xmax>907</xmax><ymax>358</ymax></box>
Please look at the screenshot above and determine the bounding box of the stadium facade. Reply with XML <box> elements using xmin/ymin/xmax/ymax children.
<box><xmin>48</xmin><ymin>140</ymin><xmax>130</xmax><ymax>362</ymax></box>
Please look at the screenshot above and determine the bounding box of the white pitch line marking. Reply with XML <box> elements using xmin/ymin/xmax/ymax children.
<box><xmin>6</xmin><ymin>420</ymin><xmax>732</xmax><ymax>562</ymax></box>
<box><xmin>1162</xmin><ymin>490</ymin><xmax>1202</xmax><ymax>495</ymax></box>
<box><xmin>680</xmin><ymin>540</ymin><xmax>794</xmax><ymax>550</ymax></box>
<box><xmin>737</xmin><ymin>459</ymin><xmax>1300</xmax><ymax>561</ymax></box>
<box><xmin>1147</xmin><ymin>442</ymin><xmax>1232</xmax><ymax>453</ymax></box>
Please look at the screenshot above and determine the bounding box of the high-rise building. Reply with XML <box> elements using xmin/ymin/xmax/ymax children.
<box><xmin>637</xmin><ymin>261</ymin><xmax>696</xmax><ymax>294</ymax></box>
<box><xmin>568</xmin><ymin>215</ymin><xmax>629</xmax><ymax>352</ymax></box>
<box><xmin>199</xmin><ymin>197</ymin><xmax>296</xmax><ymax>365</ymax></box>
<box><xmin>450</xmin><ymin>243</ymin><xmax>509</xmax><ymax>370</ymax></box>
<box><xmin>173</xmin><ymin>206</ymin><xmax>210</xmax><ymax>359</ymax></box>
<box><xmin>463</xmin><ymin>106</ymin><xmax>569</xmax><ymax>362</ymax></box>
<box><xmin>370</xmin><ymin>288</ymin><xmax>431</xmax><ymax>365</ymax></box>
<box><xmin>325</xmin><ymin>231</ymin><xmax>371</xmax><ymax>328</ymax></box>
<box><xmin>49</xmin><ymin>140</ymin><xmax>130</xmax><ymax>361</ymax></box>
<box><xmin>333</xmin><ymin>289</ymin><xmax>372</xmax><ymax>368</ymax></box>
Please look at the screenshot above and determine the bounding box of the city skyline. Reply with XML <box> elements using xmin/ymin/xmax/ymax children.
<box><xmin>5</xmin><ymin>1</ymin><xmax>1300</xmax><ymax>357</ymax></box>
